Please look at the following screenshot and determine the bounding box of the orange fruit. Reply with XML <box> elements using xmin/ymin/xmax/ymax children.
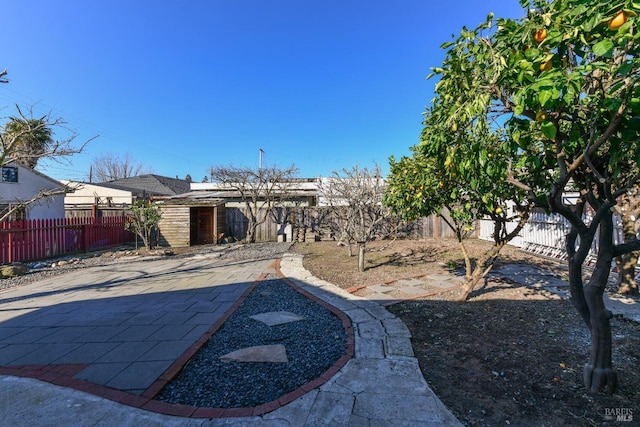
<box><xmin>534</xmin><ymin>28</ymin><xmax>547</xmax><ymax>43</ymax></box>
<box><xmin>539</xmin><ymin>60</ymin><xmax>552</xmax><ymax>71</ymax></box>
<box><xmin>608</xmin><ymin>11</ymin><xmax>626</xmax><ymax>31</ymax></box>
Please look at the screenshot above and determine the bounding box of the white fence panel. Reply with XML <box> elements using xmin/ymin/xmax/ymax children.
<box><xmin>480</xmin><ymin>209</ymin><xmax>625</xmax><ymax>265</ymax></box>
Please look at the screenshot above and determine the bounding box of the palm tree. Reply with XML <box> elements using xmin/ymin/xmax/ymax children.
<box><xmin>3</xmin><ymin>116</ymin><xmax>53</xmax><ymax>169</ymax></box>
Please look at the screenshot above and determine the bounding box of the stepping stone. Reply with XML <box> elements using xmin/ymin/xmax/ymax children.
<box><xmin>368</xmin><ymin>284</ymin><xmax>395</xmax><ymax>293</ymax></box>
<box><xmin>426</xmin><ymin>279</ymin><xmax>457</xmax><ymax>289</ymax></box>
<box><xmin>394</xmin><ymin>278</ymin><xmax>424</xmax><ymax>287</ymax></box>
<box><xmin>401</xmin><ymin>287</ymin><xmax>432</xmax><ymax>296</ymax></box>
<box><xmin>220</xmin><ymin>344</ymin><xmax>288</xmax><ymax>363</ymax></box>
<box><xmin>250</xmin><ymin>311</ymin><xmax>304</xmax><ymax>326</ymax></box>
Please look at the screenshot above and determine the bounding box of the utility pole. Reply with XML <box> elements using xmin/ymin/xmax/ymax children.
<box><xmin>259</xmin><ymin>148</ymin><xmax>264</xmax><ymax>169</ymax></box>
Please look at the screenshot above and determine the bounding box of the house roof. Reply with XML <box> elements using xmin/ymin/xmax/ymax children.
<box><xmin>97</xmin><ymin>174</ymin><xmax>191</xmax><ymax>197</ymax></box>
<box><xmin>156</xmin><ymin>191</ymin><xmax>225</xmax><ymax>207</ymax></box>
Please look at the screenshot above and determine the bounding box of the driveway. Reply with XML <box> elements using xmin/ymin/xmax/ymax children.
<box><xmin>0</xmin><ymin>255</ymin><xmax>273</xmax><ymax>395</ymax></box>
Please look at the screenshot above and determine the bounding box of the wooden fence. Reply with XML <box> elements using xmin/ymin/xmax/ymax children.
<box><xmin>1</xmin><ymin>217</ymin><xmax>133</xmax><ymax>264</ymax></box>
<box><xmin>65</xmin><ymin>206</ymin><xmax>129</xmax><ymax>219</ymax></box>
<box><xmin>225</xmin><ymin>207</ymin><xmax>290</xmax><ymax>242</ymax></box>
<box><xmin>224</xmin><ymin>206</ymin><xmax>462</xmax><ymax>242</ymax></box>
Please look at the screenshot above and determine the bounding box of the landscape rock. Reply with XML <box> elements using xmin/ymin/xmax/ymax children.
<box><xmin>219</xmin><ymin>344</ymin><xmax>289</xmax><ymax>363</ymax></box>
<box><xmin>1</xmin><ymin>263</ymin><xmax>28</xmax><ymax>278</ymax></box>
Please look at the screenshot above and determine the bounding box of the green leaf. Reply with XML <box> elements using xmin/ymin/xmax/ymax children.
<box><xmin>541</xmin><ymin>121</ymin><xmax>557</xmax><ymax>140</ymax></box>
<box><xmin>525</xmin><ymin>48</ymin><xmax>540</xmax><ymax>60</ymax></box>
<box><xmin>592</xmin><ymin>39</ymin><xmax>614</xmax><ymax>57</ymax></box>
<box><xmin>618</xmin><ymin>62</ymin><xmax>633</xmax><ymax>77</ymax></box>
<box><xmin>512</xmin><ymin>129</ymin><xmax>521</xmax><ymax>146</ymax></box>
<box><xmin>539</xmin><ymin>90</ymin><xmax>553</xmax><ymax>107</ymax></box>
<box><xmin>582</xmin><ymin>12</ymin><xmax>602</xmax><ymax>32</ymax></box>
<box><xmin>603</xmin><ymin>98</ymin><xmax>622</xmax><ymax>112</ymax></box>
<box><xmin>569</xmin><ymin>5</ymin><xmax>587</xmax><ymax>17</ymax></box>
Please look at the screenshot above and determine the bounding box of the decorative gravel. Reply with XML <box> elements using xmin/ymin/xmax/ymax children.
<box><xmin>157</xmin><ymin>274</ymin><xmax>348</xmax><ymax>408</ymax></box>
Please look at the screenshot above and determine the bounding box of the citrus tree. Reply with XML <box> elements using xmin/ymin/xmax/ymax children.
<box><xmin>421</xmin><ymin>0</ymin><xmax>639</xmax><ymax>393</ymax></box>
<box><xmin>385</xmin><ymin>111</ymin><xmax>533</xmax><ymax>301</ymax></box>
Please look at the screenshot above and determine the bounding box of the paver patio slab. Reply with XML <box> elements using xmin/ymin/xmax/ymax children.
<box><xmin>0</xmin><ymin>256</ymin><xmax>273</xmax><ymax>398</ymax></box>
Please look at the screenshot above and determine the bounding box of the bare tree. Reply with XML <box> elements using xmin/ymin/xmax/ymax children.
<box><xmin>209</xmin><ymin>163</ymin><xmax>298</xmax><ymax>243</ymax></box>
<box><xmin>1</xmin><ymin>106</ymin><xmax>88</xmax><ymax>169</ymax></box>
<box><xmin>1</xmin><ymin>91</ymin><xmax>90</xmax><ymax>222</ymax></box>
<box><xmin>90</xmin><ymin>153</ymin><xmax>150</xmax><ymax>182</ymax></box>
<box><xmin>0</xmin><ymin>187</ymin><xmax>69</xmax><ymax>223</ymax></box>
<box><xmin>320</xmin><ymin>164</ymin><xmax>392</xmax><ymax>272</ymax></box>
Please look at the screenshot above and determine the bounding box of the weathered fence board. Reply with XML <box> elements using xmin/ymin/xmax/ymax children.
<box><xmin>224</xmin><ymin>205</ymin><xmax>466</xmax><ymax>242</ymax></box>
<box><xmin>1</xmin><ymin>217</ymin><xmax>133</xmax><ymax>264</ymax></box>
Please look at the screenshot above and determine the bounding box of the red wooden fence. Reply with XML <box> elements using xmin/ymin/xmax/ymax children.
<box><xmin>0</xmin><ymin>217</ymin><xmax>134</xmax><ymax>264</ymax></box>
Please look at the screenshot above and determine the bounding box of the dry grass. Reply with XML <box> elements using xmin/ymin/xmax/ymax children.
<box><xmin>291</xmin><ymin>237</ymin><xmax>566</xmax><ymax>289</ymax></box>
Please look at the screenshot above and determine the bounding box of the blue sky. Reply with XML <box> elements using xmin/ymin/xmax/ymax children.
<box><xmin>1</xmin><ymin>1</ymin><xmax>525</xmax><ymax>182</ymax></box>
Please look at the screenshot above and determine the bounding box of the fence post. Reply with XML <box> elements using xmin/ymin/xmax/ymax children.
<box><xmin>82</xmin><ymin>222</ymin><xmax>89</xmax><ymax>253</ymax></box>
<box><xmin>7</xmin><ymin>222</ymin><xmax>13</xmax><ymax>264</ymax></box>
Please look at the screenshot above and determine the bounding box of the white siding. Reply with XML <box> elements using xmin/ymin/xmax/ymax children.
<box><xmin>0</xmin><ymin>164</ymin><xmax>65</xmax><ymax>219</ymax></box>
<box><xmin>61</xmin><ymin>180</ymin><xmax>134</xmax><ymax>206</ymax></box>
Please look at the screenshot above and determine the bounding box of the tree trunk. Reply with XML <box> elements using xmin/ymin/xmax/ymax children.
<box><xmin>457</xmin><ymin>205</ymin><xmax>532</xmax><ymax>301</ymax></box>
<box><xmin>457</xmin><ymin>232</ymin><xmax>472</xmax><ymax>278</ymax></box>
<box><xmin>457</xmin><ymin>240</ymin><xmax>504</xmax><ymax>301</ymax></box>
<box><xmin>142</xmin><ymin>228</ymin><xmax>151</xmax><ymax>250</ymax></box>
<box><xmin>357</xmin><ymin>242</ymin><xmax>366</xmax><ymax>272</ymax></box>
<box><xmin>582</xmin><ymin>259</ymin><xmax>618</xmax><ymax>393</ymax></box>
<box><xmin>574</xmin><ymin>214</ymin><xmax>618</xmax><ymax>393</ymax></box>
<box><xmin>246</xmin><ymin>223</ymin><xmax>257</xmax><ymax>243</ymax></box>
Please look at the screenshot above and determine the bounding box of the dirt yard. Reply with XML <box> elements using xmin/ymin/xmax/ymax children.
<box><xmin>291</xmin><ymin>239</ymin><xmax>640</xmax><ymax>427</ymax></box>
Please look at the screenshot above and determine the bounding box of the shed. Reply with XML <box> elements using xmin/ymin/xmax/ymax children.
<box><xmin>156</xmin><ymin>196</ymin><xmax>225</xmax><ymax>247</ymax></box>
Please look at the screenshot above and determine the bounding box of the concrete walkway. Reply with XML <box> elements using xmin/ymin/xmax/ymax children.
<box><xmin>0</xmin><ymin>253</ymin><xmax>462</xmax><ymax>426</ymax></box>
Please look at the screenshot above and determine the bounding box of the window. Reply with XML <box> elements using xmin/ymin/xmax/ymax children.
<box><xmin>1</xmin><ymin>166</ymin><xmax>18</xmax><ymax>183</ymax></box>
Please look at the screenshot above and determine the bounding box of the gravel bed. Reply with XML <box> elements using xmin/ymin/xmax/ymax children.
<box><xmin>157</xmin><ymin>274</ymin><xmax>348</xmax><ymax>408</ymax></box>
<box><xmin>0</xmin><ymin>254</ymin><xmax>121</xmax><ymax>291</ymax></box>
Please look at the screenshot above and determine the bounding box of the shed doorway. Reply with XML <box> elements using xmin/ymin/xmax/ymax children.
<box><xmin>190</xmin><ymin>207</ymin><xmax>215</xmax><ymax>245</ymax></box>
